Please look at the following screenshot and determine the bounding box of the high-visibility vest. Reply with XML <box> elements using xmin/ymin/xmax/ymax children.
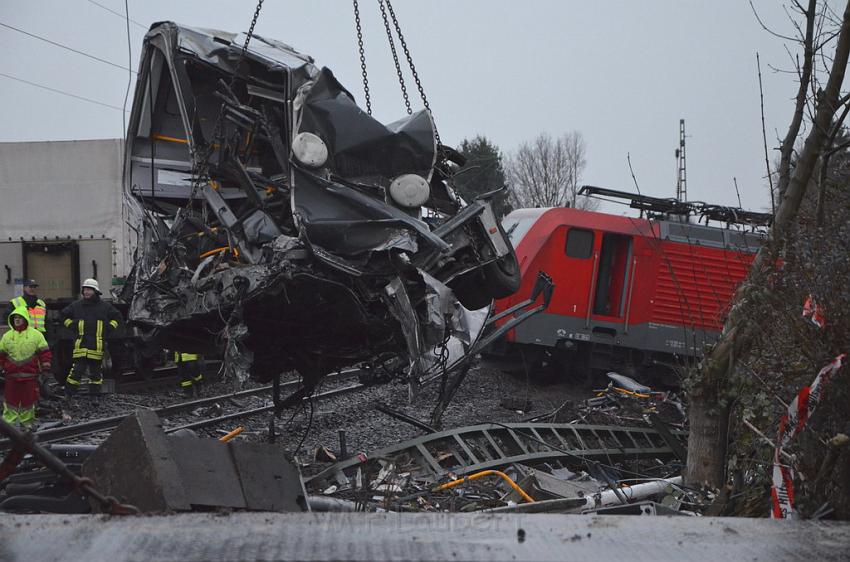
<box><xmin>11</xmin><ymin>297</ymin><xmax>47</xmax><ymax>333</ymax></box>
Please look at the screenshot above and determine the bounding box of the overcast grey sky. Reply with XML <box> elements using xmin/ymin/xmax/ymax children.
<box><xmin>0</xmin><ymin>1</ymin><xmax>820</xmax><ymax>213</ymax></box>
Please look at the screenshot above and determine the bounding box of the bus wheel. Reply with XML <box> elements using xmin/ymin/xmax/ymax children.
<box><xmin>481</xmin><ymin>222</ymin><xmax>521</xmax><ymax>299</ymax></box>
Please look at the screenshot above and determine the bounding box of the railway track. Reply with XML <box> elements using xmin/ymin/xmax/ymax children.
<box><xmin>107</xmin><ymin>361</ymin><xmax>223</xmax><ymax>393</ymax></box>
<box><xmin>1</xmin><ymin>369</ymin><xmax>366</xmax><ymax>451</ymax></box>
<box><xmin>165</xmin><ymin>382</ymin><xmax>365</xmax><ymax>433</ymax></box>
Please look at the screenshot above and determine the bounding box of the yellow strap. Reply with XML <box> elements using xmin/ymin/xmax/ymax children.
<box><xmin>73</xmin><ymin>320</ymin><xmax>83</xmax><ymax>355</ymax></box>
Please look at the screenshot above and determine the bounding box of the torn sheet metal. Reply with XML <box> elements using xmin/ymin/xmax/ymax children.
<box><xmin>122</xmin><ymin>22</ymin><xmax>520</xmax><ymax>393</ymax></box>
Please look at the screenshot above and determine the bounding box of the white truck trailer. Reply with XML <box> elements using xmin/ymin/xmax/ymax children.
<box><xmin>0</xmin><ymin>139</ymin><xmax>135</xmax><ymax>301</ymax></box>
<box><xmin>0</xmin><ymin>139</ymin><xmax>151</xmax><ymax>380</ymax></box>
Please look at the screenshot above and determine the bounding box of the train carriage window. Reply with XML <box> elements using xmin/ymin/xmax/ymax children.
<box><xmin>565</xmin><ymin>228</ymin><xmax>594</xmax><ymax>259</ymax></box>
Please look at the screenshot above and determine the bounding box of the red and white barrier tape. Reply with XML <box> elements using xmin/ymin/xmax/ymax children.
<box><xmin>771</xmin><ymin>353</ymin><xmax>846</xmax><ymax>519</ymax></box>
<box><xmin>802</xmin><ymin>295</ymin><xmax>825</xmax><ymax>329</ymax></box>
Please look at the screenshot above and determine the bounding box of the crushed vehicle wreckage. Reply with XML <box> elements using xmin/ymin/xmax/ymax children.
<box><xmin>122</xmin><ymin>22</ymin><xmax>548</xmax><ymax>403</ymax></box>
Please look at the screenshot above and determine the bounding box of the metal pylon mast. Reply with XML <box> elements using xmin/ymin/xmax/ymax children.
<box><xmin>675</xmin><ymin>118</ymin><xmax>687</xmax><ymax>202</ymax></box>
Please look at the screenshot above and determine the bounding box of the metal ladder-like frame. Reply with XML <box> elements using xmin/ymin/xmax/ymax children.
<box><xmin>306</xmin><ymin>422</ymin><xmax>686</xmax><ymax>487</ymax></box>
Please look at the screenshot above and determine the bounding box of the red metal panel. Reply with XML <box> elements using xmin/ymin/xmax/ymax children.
<box><xmin>649</xmin><ymin>241</ymin><xmax>753</xmax><ymax>330</ymax></box>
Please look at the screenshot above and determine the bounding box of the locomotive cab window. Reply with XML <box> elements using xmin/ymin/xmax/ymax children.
<box><xmin>565</xmin><ymin>228</ymin><xmax>594</xmax><ymax>259</ymax></box>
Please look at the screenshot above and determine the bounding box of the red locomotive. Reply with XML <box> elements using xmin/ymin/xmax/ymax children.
<box><xmin>493</xmin><ymin>186</ymin><xmax>770</xmax><ymax>385</ymax></box>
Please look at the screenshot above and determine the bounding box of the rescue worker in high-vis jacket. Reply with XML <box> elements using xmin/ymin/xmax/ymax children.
<box><xmin>60</xmin><ymin>278</ymin><xmax>121</xmax><ymax>391</ymax></box>
<box><xmin>5</xmin><ymin>279</ymin><xmax>47</xmax><ymax>333</ymax></box>
<box><xmin>0</xmin><ymin>306</ymin><xmax>51</xmax><ymax>428</ymax></box>
<box><xmin>174</xmin><ymin>351</ymin><xmax>204</xmax><ymax>395</ymax></box>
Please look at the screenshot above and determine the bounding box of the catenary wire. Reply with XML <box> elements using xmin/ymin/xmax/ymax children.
<box><xmin>0</xmin><ymin>21</ymin><xmax>136</xmax><ymax>74</ymax></box>
<box><xmin>0</xmin><ymin>71</ymin><xmax>126</xmax><ymax>111</ymax></box>
<box><xmin>122</xmin><ymin>0</ymin><xmax>134</xmax><ymax>136</ymax></box>
<box><xmin>84</xmin><ymin>0</ymin><xmax>147</xmax><ymax>29</ymax></box>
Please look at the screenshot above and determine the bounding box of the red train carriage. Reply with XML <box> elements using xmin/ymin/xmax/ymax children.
<box><xmin>493</xmin><ymin>187</ymin><xmax>769</xmax><ymax>385</ymax></box>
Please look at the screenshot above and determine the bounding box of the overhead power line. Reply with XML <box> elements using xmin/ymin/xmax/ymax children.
<box><xmin>0</xmin><ymin>21</ymin><xmax>136</xmax><ymax>74</ymax></box>
<box><xmin>0</xmin><ymin>71</ymin><xmax>127</xmax><ymax>112</ymax></box>
<box><xmin>122</xmin><ymin>0</ymin><xmax>133</xmax><ymax>135</ymax></box>
<box><xmin>85</xmin><ymin>0</ymin><xmax>147</xmax><ymax>30</ymax></box>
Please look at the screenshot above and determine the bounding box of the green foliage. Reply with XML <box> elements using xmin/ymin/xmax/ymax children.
<box><xmin>454</xmin><ymin>135</ymin><xmax>513</xmax><ymax>218</ymax></box>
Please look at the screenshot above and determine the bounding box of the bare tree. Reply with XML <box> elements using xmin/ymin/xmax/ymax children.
<box><xmin>686</xmin><ymin>0</ymin><xmax>850</xmax><ymax>489</ymax></box>
<box><xmin>507</xmin><ymin>131</ymin><xmax>598</xmax><ymax>210</ymax></box>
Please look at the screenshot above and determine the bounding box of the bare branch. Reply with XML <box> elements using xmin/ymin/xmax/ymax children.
<box><xmin>757</xmin><ymin>52</ymin><xmax>776</xmax><ymax>214</ymax></box>
<box><xmin>750</xmin><ymin>0</ymin><xmax>800</xmax><ymax>41</ymax></box>
<box><xmin>507</xmin><ymin>131</ymin><xmax>595</xmax><ymax>210</ymax></box>
<box><xmin>767</xmin><ymin>63</ymin><xmax>804</xmax><ymax>75</ymax></box>
<box><xmin>784</xmin><ymin>3</ymin><xmax>808</xmax><ymax>42</ymax></box>
<box><xmin>626</xmin><ymin>152</ymin><xmax>642</xmax><ymax>196</ymax></box>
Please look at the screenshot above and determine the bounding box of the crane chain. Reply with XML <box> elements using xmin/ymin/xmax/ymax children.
<box><xmin>189</xmin><ymin>0</ymin><xmax>265</xmax><ymax>205</ymax></box>
<box><xmin>352</xmin><ymin>0</ymin><xmax>372</xmax><ymax>115</ymax></box>
<box><xmin>379</xmin><ymin>0</ymin><xmax>412</xmax><ymax>115</ymax></box>
<box><xmin>384</xmin><ymin>0</ymin><xmax>441</xmax><ymax>149</ymax></box>
<box><xmin>210</xmin><ymin>0</ymin><xmax>265</xmax><ymax>150</ymax></box>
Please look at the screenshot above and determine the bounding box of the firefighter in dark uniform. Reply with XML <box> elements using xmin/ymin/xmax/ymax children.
<box><xmin>60</xmin><ymin>278</ymin><xmax>121</xmax><ymax>392</ymax></box>
<box><xmin>174</xmin><ymin>351</ymin><xmax>204</xmax><ymax>395</ymax></box>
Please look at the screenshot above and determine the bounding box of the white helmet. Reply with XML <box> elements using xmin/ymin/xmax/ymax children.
<box><xmin>82</xmin><ymin>278</ymin><xmax>101</xmax><ymax>294</ymax></box>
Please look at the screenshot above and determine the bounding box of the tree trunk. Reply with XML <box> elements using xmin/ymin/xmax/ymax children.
<box><xmin>685</xmin><ymin>394</ymin><xmax>731</xmax><ymax>487</ymax></box>
<box><xmin>777</xmin><ymin>0</ymin><xmax>816</xmax><ymax>200</ymax></box>
<box><xmin>684</xmin><ymin>0</ymin><xmax>850</xmax><ymax>489</ymax></box>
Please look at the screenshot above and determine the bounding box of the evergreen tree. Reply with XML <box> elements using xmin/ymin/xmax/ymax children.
<box><xmin>454</xmin><ymin>136</ymin><xmax>513</xmax><ymax>218</ymax></box>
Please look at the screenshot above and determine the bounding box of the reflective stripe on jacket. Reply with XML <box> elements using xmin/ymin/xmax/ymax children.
<box><xmin>0</xmin><ymin>306</ymin><xmax>51</xmax><ymax>377</ymax></box>
<box><xmin>60</xmin><ymin>295</ymin><xmax>121</xmax><ymax>361</ymax></box>
<box><xmin>174</xmin><ymin>352</ymin><xmax>199</xmax><ymax>362</ymax></box>
<box><xmin>10</xmin><ymin>296</ymin><xmax>47</xmax><ymax>332</ymax></box>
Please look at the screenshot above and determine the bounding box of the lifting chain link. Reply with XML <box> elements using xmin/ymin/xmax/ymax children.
<box><xmin>384</xmin><ymin>0</ymin><xmax>442</xmax><ymax>149</ymax></box>
<box><xmin>352</xmin><ymin>0</ymin><xmax>372</xmax><ymax>115</ymax></box>
<box><xmin>214</xmin><ymin>0</ymin><xmax>265</xmax><ymax>142</ymax></box>
<box><xmin>191</xmin><ymin>0</ymin><xmax>265</xmax><ymax>200</ymax></box>
<box><xmin>379</xmin><ymin>0</ymin><xmax>411</xmax><ymax>115</ymax></box>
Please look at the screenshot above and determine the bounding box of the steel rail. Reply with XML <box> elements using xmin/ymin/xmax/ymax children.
<box><xmin>165</xmin><ymin>383</ymin><xmax>367</xmax><ymax>433</ymax></box>
<box><xmin>0</xmin><ymin>370</ymin><xmax>362</xmax><ymax>450</ymax></box>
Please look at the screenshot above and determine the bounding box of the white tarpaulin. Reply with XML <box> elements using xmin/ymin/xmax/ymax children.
<box><xmin>0</xmin><ymin>139</ymin><xmax>136</xmax><ymax>274</ymax></box>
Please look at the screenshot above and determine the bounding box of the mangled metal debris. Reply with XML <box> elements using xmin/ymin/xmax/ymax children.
<box><xmin>122</xmin><ymin>22</ymin><xmax>534</xmax><ymax>408</ymax></box>
<box><xmin>297</xmin><ymin>418</ymin><xmax>693</xmax><ymax>514</ymax></box>
<box><xmin>305</xmin><ymin>421</ymin><xmax>685</xmax><ymax>489</ymax></box>
<box><xmin>300</xmin><ymin>420</ymin><xmax>690</xmax><ymax>513</ymax></box>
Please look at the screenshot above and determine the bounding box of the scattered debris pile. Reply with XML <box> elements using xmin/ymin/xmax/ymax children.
<box><xmin>2</xmin><ymin>370</ymin><xmax>696</xmax><ymax>516</ymax></box>
<box><xmin>302</xmin><ymin>420</ymin><xmax>695</xmax><ymax>514</ymax></box>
